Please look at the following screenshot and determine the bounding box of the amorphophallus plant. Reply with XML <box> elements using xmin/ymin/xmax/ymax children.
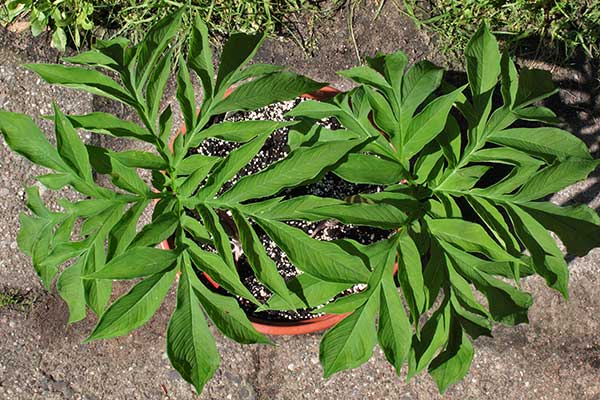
<box><xmin>281</xmin><ymin>23</ymin><xmax>600</xmax><ymax>391</ymax></box>
<box><xmin>2</xmin><ymin>6</ymin><xmax>599</xmax><ymax>394</ymax></box>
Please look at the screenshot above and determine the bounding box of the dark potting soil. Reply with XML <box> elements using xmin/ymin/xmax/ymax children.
<box><xmin>189</xmin><ymin>98</ymin><xmax>392</xmax><ymax>322</ymax></box>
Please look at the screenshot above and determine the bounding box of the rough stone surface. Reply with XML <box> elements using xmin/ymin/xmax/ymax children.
<box><xmin>1</xmin><ymin>2</ymin><xmax>599</xmax><ymax>399</ymax></box>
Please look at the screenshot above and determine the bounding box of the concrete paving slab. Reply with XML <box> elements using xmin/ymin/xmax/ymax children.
<box><xmin>1</xmin><ymin>2</ymin><xmax>599</xmax><ymax>399</ymax></box>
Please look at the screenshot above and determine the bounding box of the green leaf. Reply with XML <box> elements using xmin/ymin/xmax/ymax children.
<box><xmin>260</xmin><ymin>273</ymin><xmax>351</xmax><ymax>311</ymax></box>
<box><xmin>93</xmin><ymin>37</ymin><xmax>130</xmax><ymax>67</ymax></box>
<box><xmin>41</xmin><ymin>241</ymin><xmax>89</xmax><ymax>269</ymax></box>
<box><xmin>515</xmin><ymin>68</ymin><xmax>557</xmax><ymax>108</ymax></box>
<box><xmin>333</xmin><ymin>153</ymin><xmax>406</xmax><ymax>185</ymax></box>
<box><xmin>408</xmin><ymin>300</ymin><xmax>451</xmax><ymax>378</ymax></box>
<box><xmin>17</xmin><ymin>189</ymin><xmax>64</xmax><ymax>289</ymax></box>
<box><xmin>83</xmin><ymin>239</ymin><xmax>112</xmax><ymax>316</ymax></box>
<box><xmin>450</xmin><ymin>292</ymin><xmax>492</xmax><ymax>339</ymax></box>
<box><xmin>159</xmin><ymin>105</ymin><xmax>174</xmax><ymax>145</ymax></box>
<box><xmin>428</xmin><ymin>218</ymin><xmax>521</xmax><ymax>264</ymax></box>
<box><xmin>36</xmin><ymin>173</ymin><xmax>72</xmax><ymax>190</ymax></box>
<box><xmin>429</xmin><ymin>326</ymin><xmax>474</xmax><ymax>393</ymax></box>
<box><xmin>215</xmin><ymin>32</ymin><xmax>264</xmax><ymax>93</ymax></box>
<box><xmin>356</xmin><ymin>189</ymin><xmax>422</xmax><ymax>212</ymax></box>
<box><xmin>134</xmin><ymin>9</ymin><xmax>183</xmax><ymax>90</ymax></box>
<box><xmin>109</xmin><ymin>158</ymin><xmax>150</xmax><ymax>196</ymax></box>
<box><xmin>233</xmin><ymin>64</ymin><xmax>286</xmax><ymax>83</ymax></box>
<box><xmin>254</xmin><ymin>217</ymin><xmax>370</xmax><ymax>284</ymax></box>
<box><xmin>464</xmin><ymin>23</ymin><xmax>500</xmax><ymax>138</ymax></box>
<box><xmin>180</xmin><ymin>168</ymin><xmax>212</xmax><ymax>198</ymax></box>
<box><xmin>212</xmin><ymin>71</ymin><xmax>325</xmax><ymax>114</ymax></box>
<box><xmin>147</xmin><ymin>49</ymin><xmax>173</xmax><ymax>122</ymax></box>
<box><xmin>80</xmin><ymin>203</ymin><xmax>124</xmax><ymax>237</ymax></box>
<box><xmin>286</xmin><ymin>99</ymin><xmax>342</xmax><ymax>120</ymax></box>
<box><xmin>0</xmin><ymin>111</ymin><xmax>69</xmax><ymax>171</ymax></box>
<box><xmin>176</xmin><ymin>154</ymin><xmax>219</xmax><ymax>176</ymax></box>
<box><xmin>197</xmin><ymin>132</ymin><xmax>270</xmax><ymax>200</ymax></box>
<box><xmin>500</xmin><ymin>50</ymin><xmax>518</xmax><ymax>108</ymax></box>
<box><xmin>397</xmin><ymin>230</ymin><xmax>426</xmax><ymax>321</ymax></box>
<box><xmin>181</xmin><ymin>215</ymin><xmax>211</xmax><ymax>242</ymax></box>
<box><xmin>338</xmin><ymin>66</ymin><xmax>391</xmax><ymax>91</ymax></box>
<box><xmin>468</xmin><ymin>148</ymin><xmax>544</xmax><ymax>196</ymax></box>
<box><xmin>402</xmin><ymin>85</ymin><xmax>465</xmax><ymax>160</ymax></box>
<box><xmin>231</xmin><ymin>210</ymin><xmax>296</xmax><ymax>309</ymax></box>
<box><xmin>176</xmin><ymin>56</ymin><xmax>197</xmax><ymax>134</ymax></box>
<box><xmin>62</xmin><ymin>198</ymin><xmax>114</xmax><ymax>217</ymax></box>
<box><xmin>370</xmin><ymin>51</ymin><xmax>408</xmax><ymax>95</ymax></box>
<box><xmin>514</xmin><ymin>159</ymin><xmax>598</xmax><ymax>202</ymax></box>
<box><xmin>24</xmin><ymin>64</ymin><xmax>134</xmax><ymax>106</ymax></box>
<box><xmin>51</xmin><ymin>27</ymin><xmax>67</xmax><ymax>52</ymax></box>
<box><xmin>167</xmin><ymin>259</ymin><xmax>219</xmax><ymax>394</ymax></box>
<box><xmin>436</xmin><ymin>165</ymin><xmax>489</xmax><ymax>191</ymax></box>
<box><xmin>447</xmin><ymin>261</ymin><xmax>491</xmax><ymax>321</ymax></box>
<box><xmin>24</xmin><ymin>186</ymin><xmax>51</xmax><ymax>217</ymax></box>
<box><xmin>57</xmin><ymin>257</ymin><xmax>86</xmax><ymax>323</ymax></box>
<box><xmin>520</xmin><ymin>202</ymin><xmax>600</xmax><ymax>256</ymax></box>
<box><xmin>465</xmin><ymin>23</ymin><xmax>500</xmax><ymax>99</ymax></box>
<box><xmin>67</xmin><ymin>112</ymin><xmax>155</xmax><ymax>143</ymax></box>
<box><xmin>489</xmin><ymin>127</ymin><xmax>591</xmax><ymax>161</ymax></box>
<box><xmin>317</xmin><ymin>290</ymin><xmax>371</xmax><ymax>314</ymax></box>
<box><xmin>185</xmin><ymin>240</ymin><xmax>257</xmax><ymax>304</ymax></box>
<box><xmin>309</xmin><ymin>202</ymin><xmax>409</xmax><ymax>230</ymax></box>
<box><xmin>87</xmin><ymin>267</ymin><xmax>177</xmax><ymax>341</ymax></box>
<box><xmin>378</xmin><ymin>257</ymin><xmax>412</xmax><ymax>374</ymax></box>
<box><xmin>401</xmin><ymin>61</ymin><xmax>444</xmax><ymax>120</ymax></box>
<box><xmin>188</xmin><ymin>16</ymin><xmax>215</xmax><ymax>98</ymax></box>
<box><xmin>422</xmin><ymin>240</ymin><xmax>445</xmax><ymax>308</ymax></box>
<box><xmin>86</xmin><ymin>247</ymin><xmax>178</xmax><ymax>280</ymax></box>
<box><xmin>440</xmin><ymin>242</ymin><xmax>532</xmax><ymax>325</ymax></box>
<box><xmin>107</xmin><ymin>200</ymin><xmax>149</xmax><ymax>259</ymax></box>
<box><xmin>505</xmin><ymin>205</ymin><xmax>569</xmax><ymax>298</ymax></box>
<box><xmin>465</xmin><ymin>195</ymin><xmax>520</xmax><ymax>254</ymax></box>
<box><xmin>220</xmin><ymin>139</ymin><xmax>365</xmax><ymax>203</ymax></box>
<box><xmin>189</xmin><ymin>120</ymin><xmax>295</xmax><ymax>147</ymax></box>
<box><xmin>365</xmin><ymin>86</ymin><xmax>397</xmax><ymax>135</ymax></box>
<box><xmin>129</xmin><ymin>212</ymin><xmax>179</xmax><ymax>248</ymax></box>
<box><xmin>513</xmin><ymin>106</ymin><xmax>559</xmax><ymax>124</ymax></box>
<box><xmin>53</xmin><ymin>104</ymin><xmax>93</xmax><ymax>182</ymax></box>
<box><xmin>54</xmin><ymin>212</ymin><xmax>76</xmax><ymax>242</ymax></box>
<box><xmin>191</xmin><ymin>265</ymin><xmax>270</xmax><ymax>344</ymax></box>
<box><xmin>244</xmin><ymin>195</ymin><xmax>345</xmax><ymax>222</ymax></box>
<box><xmin>436</xmin><ymin>115</ymin><xmax>461</xmax><ymax>167</ymax></box>
<box><xmin>109</xmin><ymin>150</ymin><xmax>167</xmax><ymax>170</ymax></box>
<box><xmin>313</xmin><ymin>236</ymin><xmax>397</xmax><ymax>314</ymax></box>
<box><xmin>320</xmin><ymin>292</ymin><xmax>379</xmax><ymax>378</ymax></box>
<box><xmin>63</xmin><ymin>50</ymin><xmax>120</xmax><ymax>70</ymax></box>
<box><xmin>414</xmin><ymin>142</ymin><xmax>444</xmax><ymax>184</ymax></box>
<box><xmin>196</xmin><ymin>205</ymin><xmax>235</xmax><ymax>271</ymax></box>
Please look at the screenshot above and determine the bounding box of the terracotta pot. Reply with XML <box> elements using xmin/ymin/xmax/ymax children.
<box><xmin>159</xmin><ymin>86</ymin><xmax>392</xmax><ymax>335</ymax></box>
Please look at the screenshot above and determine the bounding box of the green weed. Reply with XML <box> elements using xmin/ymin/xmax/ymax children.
<box><xmin>1</xmin><ymin>0</ymin><xmax>345</xmax><ymax>54</ymax></box>
<box><xmin>0</xmin><ymin>288</ymin><xmax>34</xmax><ymax>312</ymax></box>
<box><xmin>402</xmin><ymin>0</ymin><xmax>600</xmax><ymax>61</ymax></box>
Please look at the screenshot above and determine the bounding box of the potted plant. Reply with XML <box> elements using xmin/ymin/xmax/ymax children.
<box><xmin>2</xmin><ymin>7</ymin><xmax>599</xmax><ymax>395</ymax></box>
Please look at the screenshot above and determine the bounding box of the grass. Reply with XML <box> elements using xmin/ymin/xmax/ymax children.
<box><xmin>402</xmin><ymin>0</ymin><xmax>600</xmax><ymax>62</ymax></box>
<box><xmin>0</xmin><ymin>288</ymin><xmax>35</xmax><ymax>312</ymax></box>
<box><xmin>1</xmin><ymin>0</ymin><xmax>346</xmax><ymax>55</ymax></box>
